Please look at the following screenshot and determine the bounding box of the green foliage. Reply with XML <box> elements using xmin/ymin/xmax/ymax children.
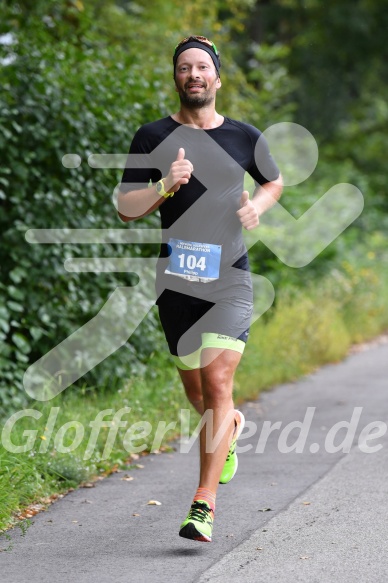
<box><xmin>0</xmin><ymin>360</ymin><xmax>188</xmax><ymax>531</ymax></box>
<box><xmin>242</xmin><ymin>0</ymin><xmax>388</xmax><ymax>223</ymax></box>
<box><xmin>0</xmin><ymin>0</ymin><xmax>386</xmax><ymax>410</ymax></box>
<box><xmin>0</xmin><ymin>0</ymin><xmax>296</xmax><ymax>414</ymax></box>
<box><xmin>0</xmin><ymin>0</ymin><xmax>387</xmax><ymax>535</ymax></box>
<box><xmin>236</xmin><ymin>255</ymin><xmax>388</xmax><ymax>399</ymax></box>
<box><xmin>1</xmin><ymin>254</ymin><xmax>387</xmax><ymax>531</ymax></box>
<box><xmin>0</xmin><ymin>1</ymin><xmax>173</xmax><ymax>412</ymax></box>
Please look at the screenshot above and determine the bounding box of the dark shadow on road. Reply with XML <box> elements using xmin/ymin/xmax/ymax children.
<box><xmin>160</xmin><ymin>547</ymin><xmax>206</xmax><ymax>557</ymax></box>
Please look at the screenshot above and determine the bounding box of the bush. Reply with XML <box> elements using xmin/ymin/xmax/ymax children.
<box><xmin>0</xmin><ymin>2</ymin><xmax>172</xmax><ymax>413</ymax></box>
<box><xmin>0</xmin><ymin>0</ymin><xmax>295</xmax><ymax>415</ymax></box>
<box><xmin>236</xmin><ymin>258</ymin><xmax>388</xmax><ymax>399</ymax></box>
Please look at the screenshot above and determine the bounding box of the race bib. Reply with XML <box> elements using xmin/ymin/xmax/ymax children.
<box><xmin>164</xmin><ymin>238</ymin><xmax>222</xmax><ymax>282</ymax></box>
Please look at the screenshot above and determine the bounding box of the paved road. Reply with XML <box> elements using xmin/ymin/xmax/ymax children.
<box><xmin>1</xmin><ymin>342</ymin><xmax>387</xmax><ymax>583</ymax></box>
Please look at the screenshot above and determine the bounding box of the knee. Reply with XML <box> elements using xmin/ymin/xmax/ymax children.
<box><xmin>201</xmin><ymin>370</ymin><xmax>233</xmax><ymax>403</ymax></box>
<box><xmin>201</xmin><ymin>364</ymin><xmax>231</xmax><ymax>388</ymax></box>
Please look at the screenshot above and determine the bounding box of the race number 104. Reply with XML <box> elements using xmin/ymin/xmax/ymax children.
<box><xmin>178</xmin><ymin>254</ymin><xmax>206</xmax><ymax>271</ymax></box>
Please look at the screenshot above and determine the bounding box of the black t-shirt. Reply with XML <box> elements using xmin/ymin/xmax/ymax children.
<box><xmin>120</xmin><ymin>115</ymin><xmax>279</xmax><ymax>282</ymax></box>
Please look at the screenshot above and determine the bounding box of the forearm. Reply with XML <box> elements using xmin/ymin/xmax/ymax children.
<box><xmin>118</xmin><ymin>147</ymin><xmax>193</xmax><ymax>221</ymax></box>
<box><xmin>252</xmin><ymin>173</ymin><xmax>283</xmax><ymax>217</ymax></box>
<box><xmin>117</xmin><ymin>183</ymin><xmax>164</xmax><ymax>221</ymax></box>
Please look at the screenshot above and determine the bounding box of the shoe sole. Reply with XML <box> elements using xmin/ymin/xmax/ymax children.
<box><xmin>179</xmin><ymin>522</ymin><xmax>212</xmax><ymax>542</ymax></box>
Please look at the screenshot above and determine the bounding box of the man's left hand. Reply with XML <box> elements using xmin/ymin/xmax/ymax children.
<box><xmin>236</xmin><ymin>190</ymin><xmax>259</xmax><ymax>230</ymax></box>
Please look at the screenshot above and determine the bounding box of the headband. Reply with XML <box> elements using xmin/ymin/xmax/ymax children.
<box><xmin>173</xmin><ymin>41</ymin><xmax>221</xmax><ymax>76</ymax></box>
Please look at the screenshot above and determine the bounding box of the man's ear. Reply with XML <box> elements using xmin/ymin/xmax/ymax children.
<box><xmin>216</xmin><ymin>76</ymin><xmax>222</xmax><ymax>89</ymax></box>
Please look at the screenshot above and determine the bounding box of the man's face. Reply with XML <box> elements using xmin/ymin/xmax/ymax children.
<box><xmin>174</xmin><ymin>48</ymin><xmax>221</xmax><ymax>108</ymax></box>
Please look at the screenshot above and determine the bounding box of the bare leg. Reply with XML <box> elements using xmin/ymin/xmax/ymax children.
<box><xmin>177</xmin><ymin>367</ymin><xmax>204</xmax><ymax>415</ymax></box>
<box><xmin>198</xmin><ymin>348</ymin><xmax>242</xmax><ymax>493</ymax></box>
<box><xmin>177</xmin><ymin>349</ymin><xmax>241</xmax><ymax>492</ymax></box>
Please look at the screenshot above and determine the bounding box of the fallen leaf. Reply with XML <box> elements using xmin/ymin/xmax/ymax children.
<box><xmin>131</xmin><ymin>453</ymin><xmax>140</xmax><ymax>460</ymax></box>
<box><xmin>82</xmin><ymin>482</ymin><xmax>95</xmax><ymax>488</ymax></box>
<box><xmin>159</xmin><ymin>445</ymin><xmax>175</xmax><ymax>452</ymax></box>
<box><xmin>121</xmin><ymin>475</ymin><xmax>134</xmax><ymax>482</ymax></box>
<box><xmin>302</xmin><ymin>501</ymin><xmax>311</xmax><ymax>505</ymax></box>
<box><xmin>135</xmin><ymin>464</ymin><xmax>144</xmax><ymax>469</ymax></box>
<box><xmin>300</xmin><ymin>556</ymin><xmax>309</xmax><ymax>560</ymax></box>
<box><xmin>256</xmin><ymin>547</ymin><xmax>263</xmax><ymax>551</ymax></box>
<box><xmin>147</xmin><ymin>500</ymin><xmax>162</xmax><ymax>506</ymax></box>
<box><xmin>258</xmin><ymin>508</ymin><xmax>272</xmax><ymax>512</ymax></box>
<box><xmin>72</xmin><ymin>520</ymin><xmax>78</xmax><ymax>523</ymax></box>
<box><xmin>132</xmin><ymin>513</ymin><xmax>140</xmax><ymax>516</ymax></box>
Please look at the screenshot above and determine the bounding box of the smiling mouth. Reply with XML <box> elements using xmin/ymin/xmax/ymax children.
<box><xmin>187</xmin><ymin>84</ymin><xmax>204</xmax><ymax>90</ymax></box>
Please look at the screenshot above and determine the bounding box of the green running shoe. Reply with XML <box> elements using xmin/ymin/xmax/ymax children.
<box><xmin>219</xmin><ymin>409</ymin><xmax>245</xmax><ymax>484</ymax></box>
<box><xmin>179</xmin><ymin>500</ymin><xmax>214</xmax><ymax>542</ymax></box>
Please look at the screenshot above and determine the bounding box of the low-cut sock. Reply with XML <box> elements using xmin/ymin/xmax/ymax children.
<box><xmin>193</xmin><ymin>487</ymin><xmax>216</xmax><ymax>512</ymax></box>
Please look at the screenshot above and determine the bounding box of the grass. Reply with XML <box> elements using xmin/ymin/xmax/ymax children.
<box><xmin>236</xmin><ymin>257</ymin><xmax>388</xmax><ymax>398</ymax></box>
<box><xmin>1</xmin><ymin>254</ymin><xmax>388</xmax><ymax>532</ymax></box>
<box><xmin>0</xmin><ymin>363</ymin><xmax>191</xmax><ymax>531</ymax></box>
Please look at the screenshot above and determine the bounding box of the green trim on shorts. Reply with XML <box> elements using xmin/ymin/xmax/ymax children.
<box><xmin>172</xmin><ymin>348</ymin><xmax>202</xmax><ymax>371</ymax></box>
<box><xmin>200</xmin><ymin>332</ymin><xmax>246</xmax><ymax>353</ymax></box>
<box><xmin>172</xmin><ymin>332</ymin><xmax>246</xmax><ymax>370</ymax></box>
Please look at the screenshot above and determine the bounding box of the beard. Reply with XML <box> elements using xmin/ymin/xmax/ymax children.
<box><xmin>177</xmin><ymin>84</ymin><xmax>215</xmax><ymax>109</ymax></box>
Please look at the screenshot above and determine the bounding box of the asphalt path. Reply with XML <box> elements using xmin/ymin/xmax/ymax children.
<box><xmin>1</xmin><ymin>340</ymin><xmax>387</xmax><ymax>583</ymax></box>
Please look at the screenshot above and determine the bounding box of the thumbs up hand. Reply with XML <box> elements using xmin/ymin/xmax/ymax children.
<box><xmin>240</xmin><ymin>190</ymin><xmax>249</xmax><ymax>208</ymax></box>
<box><xmin>176</xmin><ymin>147</ymin><xmax>185</xmax><ymax>162</ymax></box>
<box><xmin>163</xmin><ymin>147</ymin><xmax>194</xmax><ymax>193</ymax></box>
<box><xmin>236</xmin><ymin>190</ymin><xmax>260</xmax><ymax>230</ymax></box>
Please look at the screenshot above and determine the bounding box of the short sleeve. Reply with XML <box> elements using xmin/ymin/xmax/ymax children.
<box><xmin>246</xmin><ymin>127</ymin><xmax>280</xmax><ymax>186</ymax></box>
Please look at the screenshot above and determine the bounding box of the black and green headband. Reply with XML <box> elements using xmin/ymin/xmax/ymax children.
<box><xmin>173</xmin><ymin>40</ymin><xmax>221</xmax><ymax>76</ymax></box>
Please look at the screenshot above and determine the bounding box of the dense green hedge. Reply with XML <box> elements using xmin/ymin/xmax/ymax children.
<box><xmin>0</xmin><ymin>3</ymin><xmax>172</xmax><ymax>413</ymax></box>
<box><xmin>0</xmin><ymin>0</ymin><xmax>295</xmax><ymax>414</ymax></box>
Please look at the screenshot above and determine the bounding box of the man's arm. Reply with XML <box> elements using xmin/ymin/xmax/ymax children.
<box><xmin>118</xmin><ymin>186</ymin><xmax>165</xmax><ymax>222</ymax></box>
<box><xmin>237</xmin><ymin>173</ymin><xmax>283</xmax><ymax>231</ymax></box>
<box><xmin>118</xmin><ymin>147</ymin><xmax>193</xmax><ymax>222</ymax></box>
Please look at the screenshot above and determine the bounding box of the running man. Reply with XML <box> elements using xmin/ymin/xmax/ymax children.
<box><xmin>118</xmin><ymin>35</ymin><xmax>283</xmax><ymax>542</ymax></box>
